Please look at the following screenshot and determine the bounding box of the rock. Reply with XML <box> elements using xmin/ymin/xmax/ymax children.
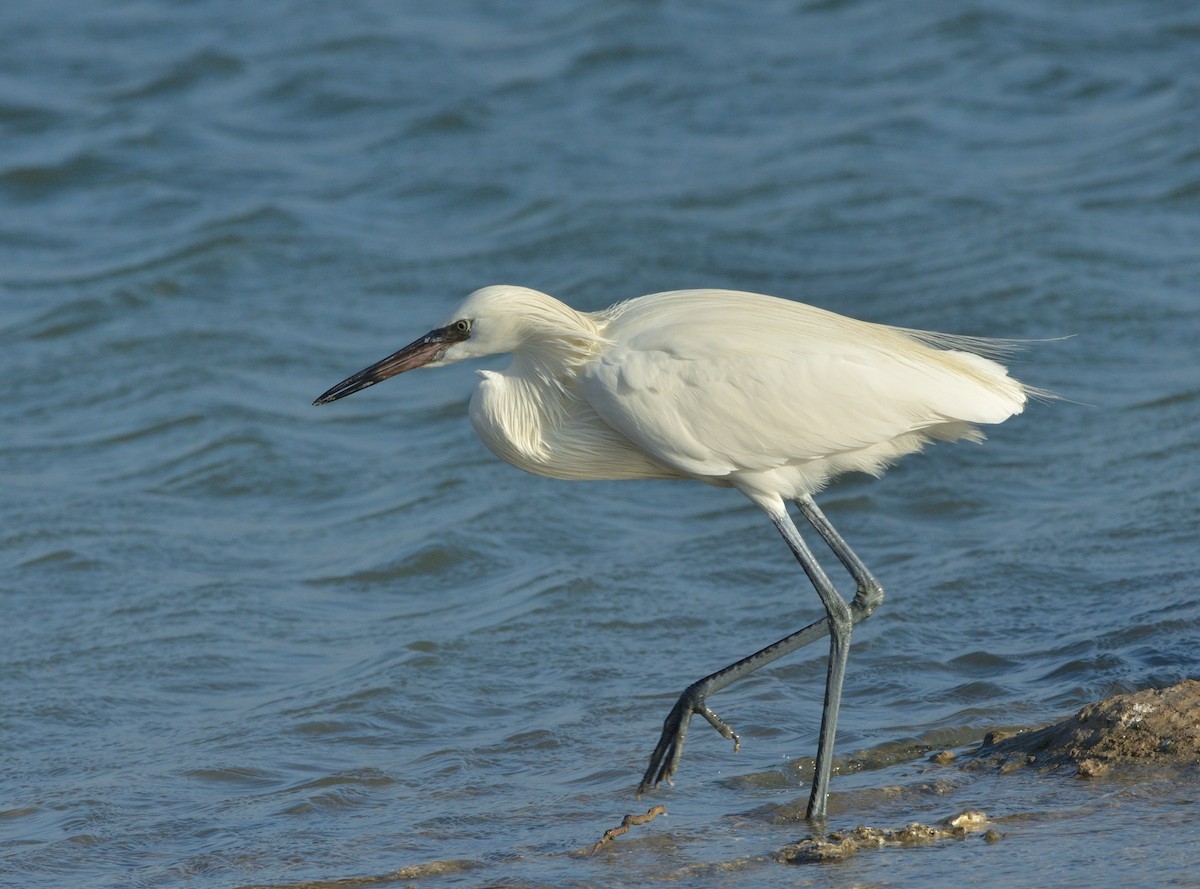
<box><xmin>971</xmin><ymin>680</ymin><xmax>1200</xmax><ymax>773</ymax></box>
<box><xmin>774</xmin><ymin>682</ymin><xmax>1198</xmax><ymax>867</ymax></box>
<box><xmin>775</xmin><ymin>811</ymin><xmax>989</xmax><ymax>865</ymax></box>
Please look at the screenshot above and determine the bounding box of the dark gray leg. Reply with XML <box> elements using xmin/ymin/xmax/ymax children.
<box><xmin>638</xmin><ymin>495</ymin><xmax>883</xmax><ymax>822</ymax></box>
<box><xmin>794</xmin><ymin>494</ymin><xmax>884</xmax><ymax>615</ymax></box>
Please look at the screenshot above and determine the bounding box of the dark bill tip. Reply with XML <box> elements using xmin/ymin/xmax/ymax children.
<box><xmin>313</xmin><ymin>328</ymin><xmax>453</xmax><ymax>406</ymax></box>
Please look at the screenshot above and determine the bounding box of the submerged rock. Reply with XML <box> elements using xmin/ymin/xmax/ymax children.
<box><xmin>971</xmin><ymin>680</ymin><xmax>1200</xmax><ymax>776</ymax></box>
<box><xmin>775</xmin><ymin>811</ymin><xmax>989</xmax><ymax>864</ymax></box>
<box><xmin>774</xmin><ymin>683</ymin><xmax>1197</xmax><ymax>867</ymax></box>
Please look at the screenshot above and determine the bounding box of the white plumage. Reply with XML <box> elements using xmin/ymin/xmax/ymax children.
<box><xmin>314</xmin><ymin>284</ymin><xmax>1034</xmax><ymax>821</ymax></box>
<box><xmin>460</xmin><ymin>286</ymin><xmax>1026</xmax><ymax>499</ymax></box>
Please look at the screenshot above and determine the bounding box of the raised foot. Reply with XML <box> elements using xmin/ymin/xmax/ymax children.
<box><xmin>637</xmin><ymin>685</ymin><xmax>740</xmax><ymax>796</ymax></box>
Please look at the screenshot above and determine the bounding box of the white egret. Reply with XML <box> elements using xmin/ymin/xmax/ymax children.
<box><xmin>314</xmin><ymin>285</ymin><xmax>1035</xmax><ymax>820</ymax></box>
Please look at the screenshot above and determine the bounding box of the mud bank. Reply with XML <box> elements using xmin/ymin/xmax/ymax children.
<box><xmin>969</xmin><ymin>679</ymin><xmax>1200</xmax><ymax>778</ymax></box>
<box><xmin>777</xmin><ymin>680</ymin><xmax>1199</xmax><ymax>866</ymax></box>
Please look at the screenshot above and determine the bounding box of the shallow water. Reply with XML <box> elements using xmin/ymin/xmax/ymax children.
<box><xmin>2</xmin><ymin>1</ymin><xmax>1199</xmax><ymax>886</ymax></box>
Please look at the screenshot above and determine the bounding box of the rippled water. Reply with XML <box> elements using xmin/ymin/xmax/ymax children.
<box><xmin>3</xmin><ymin>1</ymin><xmax>1198</xmax><ymax>887</ymax></box>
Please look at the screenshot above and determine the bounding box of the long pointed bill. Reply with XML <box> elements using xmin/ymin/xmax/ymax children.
<box><xmin>313</xmin><ymin>324</ymin><xmax>466</xmax><ymax>406</ymax></box>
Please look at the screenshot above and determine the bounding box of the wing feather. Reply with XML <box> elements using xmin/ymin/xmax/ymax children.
<box><xmin>580</xmin><ymin>291</ymin><xmax>1028</xmax><ymax>480</ymax></box>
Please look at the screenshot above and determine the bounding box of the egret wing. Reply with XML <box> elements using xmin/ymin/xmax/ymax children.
<box><xmin>579</xmin><ymin>291</ymin><xmax>1026</xmax><ymax>480</ymax></box>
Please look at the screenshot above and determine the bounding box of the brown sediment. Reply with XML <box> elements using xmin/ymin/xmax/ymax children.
<box><xmin>969</xmin><ymin>679</ymin><xmax>1200</xmax><ymax>776</ymax></box>
<box><xmin>775</xmin><ymin>810</ymin><xmax>989</xmax><ymax>864</ymax></box>
<box><xmin>774</xmin><ymin>681</ymin><xmax>1199</xmax><ymax>867</ymax></box>
<box><xmin>575</xmin><ymin>805</ymin><xmax>668</xmax><ymax>856</ymax></box>
<box><xmin>238</xmin><ymin>858</ymin><xmax>483</xmax><ymax>888</ymax></box>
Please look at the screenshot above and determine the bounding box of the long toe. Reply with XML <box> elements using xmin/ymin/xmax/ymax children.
<box><xmin>639</xmin><ymin>698</ymin><xmax>694</xmax><ymax>794</ymax></box>
<box><xmin>695</xmin><ymin>703</ymin><xmax>740</xmax><ymax>750</ymax></box>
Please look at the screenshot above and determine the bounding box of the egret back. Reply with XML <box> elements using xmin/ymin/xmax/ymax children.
<box><xmin>581</xmin><ymin>290</ymin><xmax>1029</xmax><ymax>493</ymax></box>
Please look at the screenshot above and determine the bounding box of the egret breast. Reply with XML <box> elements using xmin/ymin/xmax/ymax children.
<box><xmin>469</xmin><ymin>369</ymin><xmax>682</xmax><ymax>482</ymax></box>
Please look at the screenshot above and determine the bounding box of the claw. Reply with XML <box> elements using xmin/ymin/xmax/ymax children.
<box><xmin>638</xmin><ymin>697</ymin><xmax>692</xmax><ymax>794</ymax></box>
<box><xmin>638</xmin><ymin>684</ymin><xmax>740</xmax><ymax>794</ymax></box>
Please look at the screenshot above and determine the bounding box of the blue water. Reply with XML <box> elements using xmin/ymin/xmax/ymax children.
<box><xmin>3</xmin><ymin>1</ymin><xmax>1198</xmax><ymax>886</ymax></box>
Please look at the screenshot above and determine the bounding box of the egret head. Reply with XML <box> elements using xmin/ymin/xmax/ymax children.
<box><xmin>312</xmin><ymin>285</ymin><xmax>595</xmax><ymax>406</ymax></box>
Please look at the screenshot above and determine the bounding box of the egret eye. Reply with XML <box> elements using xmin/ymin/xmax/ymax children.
<box><xmin>453</xmin><ymin>319</ymin><xmax>472</xmax><ymax>334</ymax></box>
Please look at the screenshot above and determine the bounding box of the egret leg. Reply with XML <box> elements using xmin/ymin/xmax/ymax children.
<box><xmin>638</xmin><ymin>495</ymin><xmax>883</xmax><ymax>823</ymax></box>
<box><xmin>791</xmin><ymin>494</ymin><xmax>885</xmax><ymax>819</ymax></box>
<box><xmin>794</xmin><ymin>494</ymin><xmax>884</xmax><ymax>616</ymax></box>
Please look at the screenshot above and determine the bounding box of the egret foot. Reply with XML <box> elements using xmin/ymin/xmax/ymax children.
<box><xmin>638</xmin><ymin>683</ymin><xmax>740</xmax><ymax>795</ymax></box>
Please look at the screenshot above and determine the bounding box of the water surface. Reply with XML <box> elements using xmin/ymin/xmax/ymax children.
<box><xmin>2</xmin><ymin>1</ymin><xmax>1199</xmax><ymax>886</ymax></box>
